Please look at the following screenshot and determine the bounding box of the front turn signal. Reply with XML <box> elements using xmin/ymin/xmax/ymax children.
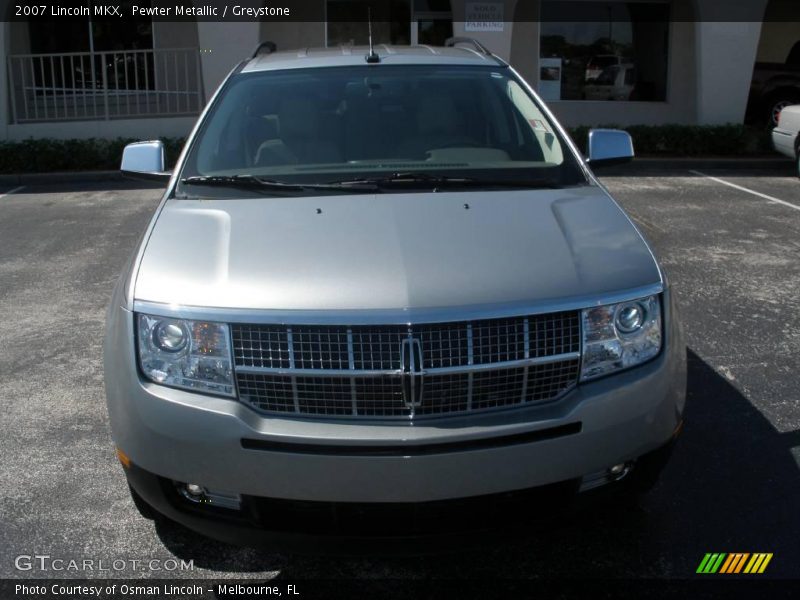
<box><xmin>115</xmin><ymin>447</ymin><xmax>131</xmax><ymax>469</ymax></box>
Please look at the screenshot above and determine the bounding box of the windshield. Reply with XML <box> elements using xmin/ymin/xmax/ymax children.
<box><xmin>177</xmin><ymin>65</ymin><xmax>586</xmax><ymax>196</ymax></box>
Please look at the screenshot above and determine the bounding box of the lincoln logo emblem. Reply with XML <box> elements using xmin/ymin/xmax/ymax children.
<box><xmin>400</xmin><ymin>338</ymin><xmax>424</xmax><ymax>408</ymax></box>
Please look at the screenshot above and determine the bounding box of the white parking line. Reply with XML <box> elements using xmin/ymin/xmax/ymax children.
<box><xmin>689</xmin><ymin>170</ymin><xmax>800</xmax><ymax>213</ymax></box>
<box><xmin>0</xmin><ymin>185</ymin><xmax>25</xmax><ymax>199</ymax></box>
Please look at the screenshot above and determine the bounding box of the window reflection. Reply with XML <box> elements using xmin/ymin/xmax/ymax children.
<box><xmin>326</xmin><ymin>0</ymin><xmax>453</xmax><ymax>47</ymax></box>
<box><xmin>540</xmin><ymin>1</ymin><xmax>670</xmax><ymax>102</ymax></box>
<box><xmin>327</xmin><ymin>1</ymin><xmax>412</xmax><ymax>46</ymax></box>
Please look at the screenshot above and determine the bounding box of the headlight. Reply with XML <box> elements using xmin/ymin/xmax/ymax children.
<box><xmin>137</xmin><ymin>314</ymin><xmax>235</xmax><ymax>397</ymax></box>
<box><xmin>580</xmin><ymin>295</ymin><xmax>662</xmax><ymax>381</ymax></box>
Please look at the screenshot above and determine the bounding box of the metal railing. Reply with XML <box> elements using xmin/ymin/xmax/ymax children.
<box><xmin>7</xmin><ymin>48</ymin><xmax>204</xmax><ymax>123</ymax></box>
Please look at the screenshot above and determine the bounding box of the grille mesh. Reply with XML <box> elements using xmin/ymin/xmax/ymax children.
<box><xmin>237</xmin><ymin>360</ymin><xmax>580</xmax><ymax>419</ymax></box>
<box><xmin>351</xmin><ymin>327</ymin><xmax>406</xmax><ymax>371</ymax></box>
<box><xmin>237</xmin><ymin>373</ymin><xmax>294</xmax><ymax>413</ymax></box>
<box><xmin>233</xmin><ymin>325</ymin><xmax>290</xmax><ymax>369</ymax></box>
<box><xmin>233</xmin><ymin>311</ymin><xmax>580</xmax><ymax>420</ymax></box>
<box><xmin>292</xmin><ymin>327</ymin><xmax>350</xmax><ymax>371</ymax></box>
<box><xmin>231</xmin><ymin>311</ymin><xmax>579</xmax><ymax>371</ymax></box>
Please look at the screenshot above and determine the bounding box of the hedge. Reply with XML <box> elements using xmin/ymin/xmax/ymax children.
<box><xmin>0</xmin><ymin>125</ymin><xmax>774</xmax><ymax>174</ymax></box>
<box><xmin>0</xmin><ymin>137</ymin><xmax>185</xmax><ymax>174</ymax></box>
<box><xmin>567</xmin><ymin>124</ymin><xmax>773</xmax><ymax>157</ymax></box>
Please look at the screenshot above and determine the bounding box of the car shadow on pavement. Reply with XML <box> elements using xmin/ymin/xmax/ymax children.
<box><xmin>154</xmin><ymin>348</ymin><xmax>800</xmax><ymax>579</ymax></box>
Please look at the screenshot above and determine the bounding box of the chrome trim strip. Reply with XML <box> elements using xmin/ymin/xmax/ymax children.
<box><xmin>347</xmin><ymin>328</ymin><xmax>357</xmax><ymax>416</ymax></box>
<box><xmin>401</xmin><ymin>337</ymin><xmax>415</xmax><ymax>409</ymax></box>
<box><xmin>407</xmin><ymin>336</ymin><xmax>415</xmax><ymax>409</ymax></box>
<box><xmin>521</xmin><ymin>318</ymin><xmax>530</xmax><ymax>403</ymax></box>
<box><xmin>466</xmin><ymin>323</ymin><xmax>474</xmax><ymax>412</ymax></box>
<box><xmin>286</xmin><ymin>327</ymin><xmax>299</xmax><ymax>413</ymax></box>
<box><xmin>233</xmin><ymin>352</ymin><xmax>580</xmax><ymax>378</ymax></box>
<box><xmin>428</xmin><ymin>352</ymin><xmax>579</xmax><ymax>375</ymax></box>
<box><xmin>412</xmin><ymin>338</ymin><xmax>423</xmax><ymax>409</ymax></box>
<box><xmin>132</xmin><ymin>282</ymin><xmax>664</xmax><ymax>325</ymax></box>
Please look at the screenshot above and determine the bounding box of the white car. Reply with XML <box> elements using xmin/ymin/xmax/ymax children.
<box><xmin>772</xmin><ymin>104</ymin><xmax>800</xmax><ymax>176</ymax></box>
<box><xmin>583</xmin><ymin>64</ymin><xmax>636</xmax><ymax>101</ymax></box>
<box><xmin>584</xmin><ymin>55</ymin><xmax>623</xmax><ymax>82</ymax></box>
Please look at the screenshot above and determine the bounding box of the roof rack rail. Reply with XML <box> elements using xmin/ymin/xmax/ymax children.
<box><xmin>251</xmin><ymin>41</ymin><xmax>277</xmax><ymax>58</ymax></box>
<box><xmin>444</xmin><ymin>37</ymin><xmax>492</xmax><ymax>56</ymax></box>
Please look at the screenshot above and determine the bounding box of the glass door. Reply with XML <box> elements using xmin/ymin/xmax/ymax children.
<box><xmin>411</xmin><ymin>15</ymin><xmax>454</xmax><ymax>46</ymax></box>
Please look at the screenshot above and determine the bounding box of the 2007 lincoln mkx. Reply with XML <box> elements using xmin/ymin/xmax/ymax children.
<box><xmin>104</xmin><ymin>39</ymin><xmax>686</xmax><ymax>548</ymax></box>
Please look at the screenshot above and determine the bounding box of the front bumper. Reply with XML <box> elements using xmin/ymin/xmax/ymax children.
<box><xmin>772</xmin><ymin>127</ymin><xmax>796</xmax><ymax>160</ymax></box>
<box><xmin>105</xmin><ymin>289</ymin><xmax>685</xmax><ymax>505</ymax></box>
<box><xmin>124</xmin><ymin>436</ymin><xmax>677</xmax><ymax>551</ymax></box>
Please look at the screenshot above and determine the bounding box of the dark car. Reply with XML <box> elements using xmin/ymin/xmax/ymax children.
<box><xmin>747</xmin><ymin>40</ymin><xmax>800</xmax><ymax>127</ymax></box>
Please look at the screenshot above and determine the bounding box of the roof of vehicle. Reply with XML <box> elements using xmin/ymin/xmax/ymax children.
<box><xmin>241</xmin><ymin>44</ymin><xmax>507</xmax><ymax>73</ymax></box>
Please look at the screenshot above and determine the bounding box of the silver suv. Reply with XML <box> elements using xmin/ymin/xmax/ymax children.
<box><xmin>106</xmin><ymin>40</ymin><xmax>685</xmax><ymax>547</ymax></box>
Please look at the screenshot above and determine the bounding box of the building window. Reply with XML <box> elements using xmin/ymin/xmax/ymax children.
<box><xmin>28</xmin><ymin>1</ymin><xmax>152</xmax><ymax>54</ymax></box>
<box><xmin>327</xmin><ymin>0</ymin><xmax>452</xmax><ymax>47</ymax></box>
<box><xmin>412</xmin><ymin>0</ymin><xmax>453</xmax><ymax>45</ymax></box>
<box><xmin>539</xmin><ymin>1</ymin><xmax>670</xmax><ymax>102</ymax></box>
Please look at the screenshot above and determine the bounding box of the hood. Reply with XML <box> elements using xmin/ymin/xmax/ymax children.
<box><xmin>134</xmin><ymin>187</ymin><xmax>661</xmax><ymax>312</ymax></box>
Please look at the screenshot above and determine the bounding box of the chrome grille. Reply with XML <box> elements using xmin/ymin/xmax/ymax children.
<box><xmin>291</xmin><ymin>327</ymin><xmax>350</xmax><ymax>370</ymax></box>
<box><xmin>232</xmin><ymin>311</ymin><xmax>580</xmax><ymax>420</ymax></box>
<box><xmin>415</xmin><ymin>373</ymin><xmax>471</xmax><ymax>415</ymax></box>
<box><xmin>237</xmin><ymin>373</ymin><xmax>295</xmax><ymax>413</ymax></box>
<box><xmin>234</xmin><ymin>325</ymin><xmax>290</xmax><ymax>369</ymax></box>
<box><xmin>351</xmin><ymin>328</ymin><xmax>405</xmax><ymax>371</ymax></box>
<box><xmin>418</xmin><ymin>323</ymin><xmax>469</xmax><ymax>368</ymax></box>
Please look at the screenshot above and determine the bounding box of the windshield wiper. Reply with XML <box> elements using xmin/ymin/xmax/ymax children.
<box><xmin>330</xmin><ymin>172</ymin><xmax>561</xmax><ymax>189</ymax></box>
<box><xmin>180</xmin><ymin>173</ymin><xmax>561</xmax><ymax>195</ymax></box>
<box><xmin>180</xmin><ymin>175</ymin><xmax>379</xmax><ymax>194</ymax></box>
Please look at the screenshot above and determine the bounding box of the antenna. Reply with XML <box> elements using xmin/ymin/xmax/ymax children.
<box><xmin>365</xmin><ymin>7</ymin><xmax>380</xmax><ymax>63</ymax></box>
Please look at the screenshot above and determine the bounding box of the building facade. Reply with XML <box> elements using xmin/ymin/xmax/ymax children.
<box><xmin>2</xmin><ymin>0</ymin><xmax>798</xmax><ymax>141</ymax></box>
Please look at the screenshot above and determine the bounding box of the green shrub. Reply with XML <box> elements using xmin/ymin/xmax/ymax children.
<box><xmin>0</xmin><ymin>137</ymin><xmax>185</xmax><ymax>174</ymax></box>
<box><xmin>0</xmin><ymin>125</ymin><xmax>775</xmax><ymax>174</ymax></box>
<box><xmin>566</xmin><ymin>124</ymin><xmax>772</xmax><ymax>157</ymax></box>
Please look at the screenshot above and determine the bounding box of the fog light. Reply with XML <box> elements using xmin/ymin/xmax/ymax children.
<box><xmin>176</xmin><ymin>482</ymin><xmax>241</xmax><ymax>509</ymax></box>
<box><xmin>608</xmin><ymin>462</ymin><xmax>633</xmax><ymax>481</ymax></box>
<box><xmin>185</xmin><ymin>483</ymin><xmax>204</xmax><ymax>497</ymax></box>
<box><xmin>580</xmin><ymin>462</ymin><xmax>633</xmax><ymax>492</ymax></box>
<box><xmin>177</xmin><ymin>482</ymin><xmax>209</xmax><ymax>504</ymax></box>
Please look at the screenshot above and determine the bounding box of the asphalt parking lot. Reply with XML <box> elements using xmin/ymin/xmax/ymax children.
<box><xmin>1</xmin><ymin>165</ymin><xmax>799</xmax><ymax>582</ymax></box>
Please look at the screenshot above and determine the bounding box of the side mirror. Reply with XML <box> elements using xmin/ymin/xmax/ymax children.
<box><xmin>586</xmin><ymin>129</ymin><xmax>634</xmax><ymax>169</ymax></box>
<box><xmin>120</xmin><ymin>141</ymin><xmax>171</xmax><ymax>181</ymax></box>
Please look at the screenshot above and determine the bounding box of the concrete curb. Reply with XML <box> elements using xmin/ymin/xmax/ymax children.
<box><xmin>0</xmin><ymin>158</ymin><xmax>793</xmax><ymax>186</ymax></box>
<box><xmin>0</xmin><ymin>170</ymin><xmax>123</xmax><ymax>186</ymax></box>
<box><xmin>601</xmin><ymin>157</ymin><xmax>793</xmax><ymax>175</ymax></box>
